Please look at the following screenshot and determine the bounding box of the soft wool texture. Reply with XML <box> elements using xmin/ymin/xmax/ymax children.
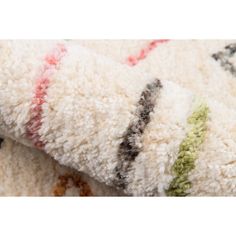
<box><xmin>166</xmin><ymin>102</ymin><xmax>209</xmax><ymax>196</ymax></box>
<box><xmin>0</xmin><ymin>138</ymin><xmax>121</xmax><ymax>196</ymax></box>
<box><xmin>1</xmin><ymin>40</ymin><xmax>236</xmax><ymax>196</ymax></box>
<box><xmin>78</xmin><ymin>40</ymin><xmax>236</xmax><ymax>109</ymax></box>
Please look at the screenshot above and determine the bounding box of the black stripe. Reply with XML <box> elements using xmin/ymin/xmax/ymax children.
<box><xmin>212</xmin><ymin>43</ymin><xmax>236</xmax><ymax>76</ymax></box>
<box><xmin>0</xmin><ymin>138</ymin><xmax>3</xmax><ymax>149</ymax></box>
<box><xmin>113</xmin><ymin>78</ymin><xmax>162</xmax><ymax>189</ymax></box>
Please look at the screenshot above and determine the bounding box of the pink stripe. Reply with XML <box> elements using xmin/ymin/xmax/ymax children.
<box><xmin>26</xmin><ymin>44</ymin><xmax>67</xmax><ymax>149</ymax></box>
<box><xmin>126</xmin><ymin>39</ymin><xmax>169</xmax><ymax>66</ymax></box>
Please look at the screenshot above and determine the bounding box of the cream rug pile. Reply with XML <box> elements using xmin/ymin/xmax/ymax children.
<box><xmin>0</xmin><ymin>40</ymin><xmax>236</xmax><ymax>196</ymax></box>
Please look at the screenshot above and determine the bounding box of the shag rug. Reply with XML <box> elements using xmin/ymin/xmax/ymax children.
<box><xmin>0</xmin><ymin>40</ymin><xmax>236</xmax><ymax>196</ymax></box>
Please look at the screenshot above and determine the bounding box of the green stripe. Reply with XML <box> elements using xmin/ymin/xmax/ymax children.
<box><xmin>166</xmin><ymin>102</ymin><xmax>209</xmax><ymax>196</ymax></box>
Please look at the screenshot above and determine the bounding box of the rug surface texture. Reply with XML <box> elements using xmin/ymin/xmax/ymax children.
<box><xmin>1</xmin><ymin>40</ymin><xmax>236</xmax><ymax>196</ymax></box>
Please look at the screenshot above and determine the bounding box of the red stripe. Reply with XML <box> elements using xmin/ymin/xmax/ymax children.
<box><xmin>26</xmin><ymin>44</ymin><xmax>67</xmax><ymax>149</ymax></box>
<box><xmin>126</xmin><ymin>40</ymin><xmax>169</xmax><ymax>66</ymax></box>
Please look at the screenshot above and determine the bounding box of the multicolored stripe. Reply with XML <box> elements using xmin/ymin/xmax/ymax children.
<box><xmin>114</xmin><ymin>78</ymin><xmax>163</xmax><ymax>189</ymax></box>
<box><xmin>166</xmin><ymin>101</ymin><xmax>209</xmax><ymax>196</ymax></box>
<box><xmin>127</xmin><ymin>40</ymin><xmax>169</xmax><ymax>66</ymax></box>
<box><xmin>26</xmin><ymin>44</ymin><xmax>67</xmax><ymax>149</ymax></box>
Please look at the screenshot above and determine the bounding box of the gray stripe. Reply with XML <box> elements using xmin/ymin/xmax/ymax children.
<box><xmin>212</xmin><ymin>43</ymin><xmax>236</xmax><ymax>76</ymax></box>
<box><xmin>113</xmin><ymin>78</ymin><xmax>162</xmax><ymax>189</ymax></box>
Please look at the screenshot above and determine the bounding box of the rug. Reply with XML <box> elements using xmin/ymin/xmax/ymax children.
<box><xmin>1</xmin><ymin>40</ymin><xmax>236</xmax><ymax>196</ymax></box>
